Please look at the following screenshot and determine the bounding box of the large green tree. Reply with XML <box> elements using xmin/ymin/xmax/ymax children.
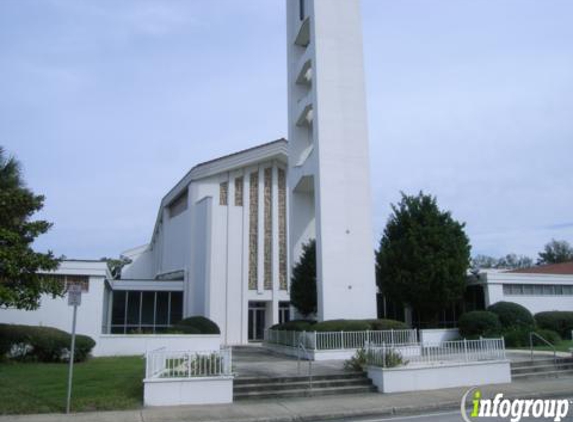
<box><xmin>290</xmin><ymin>239</ymin><xmax>316</xmax><ymax>318</ymax></box>
<box><xmin>0</xmin><ymin>147</ymin><xmax>62</xmax><ymax>309</ymax></box>
<box><xmin>537</xmin><ymin>239</ymin><xmax>573</xmax><ymax>265</ymax></box>
<box><xmin>376</xmin><ymin>192</ymin><xmax>471</xmax><ymax>325</ymax></box>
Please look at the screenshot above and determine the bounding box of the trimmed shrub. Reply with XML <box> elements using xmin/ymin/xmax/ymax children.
<box><xmin>270</xmin><ymin>319</ymin><xmax>316</xmax><ymax>332</ymax></box>
<box><xmin>368</xmin><ymin>319</ymin><xmax>408</xmax><ymax>331</ymax></box>
<box><xmin>175</xmin><ymin>316</ymin><xmax>220</xmax><ymax>335</ymax></box>
<box><xmin>458</xmin><ymin>311</ymin><xmax>501</xmax><ymax>338</ymax></box>
<box><xmin>313</xmin><ymin>319</ymin><xmax>371</xmax><ymax>332</ymax></box>
<box><xmin>535</xmin><ymin>311</ymin><xmax>573</xmax><ymax>340</ymax></box>
<box><xmin>533</xmin><ymin>329</ymin><xmax>562</xmax><ymax>345</ymax></box>
<box><xmin>504</xmin><ymin>328</ymin><xmax>561</xmax><ymax>348</ymax></box>
<box><xmin>270</xmin><ymin>318</ymin><xmax>407</xmax><ymax>332</ymax></box>
<box><xmin>74</xmin><ymin>334</ymin><xmax>97</xmax><ymax>362</ymax></box>
<box><xmin>0</xmin><ymin>324</ymin><xmax>95</xmax><ymax>362</ymax></box>
<box><xmin>487</xmin><ymin>301</ymin><xmax>534</xmax><ymax>330</ymax></box>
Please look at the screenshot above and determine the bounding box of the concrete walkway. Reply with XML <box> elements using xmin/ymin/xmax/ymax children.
<box><xmin>233</xmin><ymin>346</ymin><xmax>347</xmax><ymax>378</ymax></box>
<box><xmin>233</xmin><ymin>346</ymin><xmax>572</xmax><ymax>378</ymax></box>
<box><xmin>2</xmin><ymin>376</ymin><xmax>572</xmax><ymax>422</ymax></box>
<box><xmin>506</xmin><ymin>349</ymin><xmax>572</xmax><ymax>361</ymax></box>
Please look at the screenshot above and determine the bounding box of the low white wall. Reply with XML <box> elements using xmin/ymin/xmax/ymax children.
<box><xmin>94</xmin><ymin>334</ymin><xmax>221</xmax><ymax>357</ymax></box>
<box><xmin>265</xmin><ymin>343</ymin><xmax>421</xmax><ymax>361</ymax></box>
<box><xmin>144</xmin><ymin>376</ymin><xmax>233</xmax><ymax>406</ymax></box>
<box><xmin>0</xmin><ymin>276</ymin><xmax>106</xmax><ymax>343</ymax></box>
<box><xmin>419</xmin><ymin>328</ymin><xmax>460</xmax><ymax>345</ymax></box>
<box><xmin>367</xmin><ymin>360</ymin><xmax>511</xmax><ymax>393</ymax></box>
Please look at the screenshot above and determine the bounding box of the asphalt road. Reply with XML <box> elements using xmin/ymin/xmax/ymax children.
<box><xmin>329</xmin><ymin>409</ymin><xmax>573</xmax><ymax>422</ymax></box>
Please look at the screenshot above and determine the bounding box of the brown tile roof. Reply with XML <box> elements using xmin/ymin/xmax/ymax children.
<box><xmin>507</xmin><ymin>261</ymin><xmax>573</xmax><ymax>275</ymax></box>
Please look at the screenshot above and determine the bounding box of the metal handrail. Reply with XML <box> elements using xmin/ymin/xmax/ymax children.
<box><xmin>297</xmin><ymin>340</ymin><xmax>313</xmax><ymax>395</ymax></box>
<box><xmin>530</xmin><ymin>332</ymin><xmax>557</xmax><ymax>365</ymax></box>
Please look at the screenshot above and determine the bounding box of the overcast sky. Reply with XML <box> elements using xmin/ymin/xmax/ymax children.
<box><xmin>1</xmin><ymin>0</ymin><xmax>572</xmax><ymax>261</ymax></box>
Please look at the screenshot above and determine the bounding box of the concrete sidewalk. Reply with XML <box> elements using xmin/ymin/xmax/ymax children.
<box><xmin>2</xmin><ymin>376</ymin><xmax>572</xmax><ymax>422</ymax></box>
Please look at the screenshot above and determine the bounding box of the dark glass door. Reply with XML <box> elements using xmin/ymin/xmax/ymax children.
<box><xmin>248</xmin><ymin>302</ymin><xmax>266</xmax><ymax>341</ymax></box>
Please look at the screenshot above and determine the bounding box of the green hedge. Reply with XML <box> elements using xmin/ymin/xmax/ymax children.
<box><xmin>270</xmin><ymin>318</ymin><xmax>407</xmax><ymax>332</ymax></box>
<box><xmin>458</xmin><ymin>311</ymin><xmax>501</xmax><ymax>338</ymax></box>
<box><xmin>487</xmin><ymin>301</ymin><xmax>534</xmax><ymax>330</ymax></box>
<box><xmin>269</xmin><ymin>319</ymin><xmax>317</xmax><ymax>332</ymax></box>
<box><xmin>0</xmin><ymin>324</ymin><xmax>95</xmax><ymax>363</ymax></box>
<box><xmin>504</xmin><ymin>328</ymin><xmax>561</xmax><ymax>348</ymax></box>
<box><xmin>368</xmin><ymin>319</ymin><xmax>408</xmax><ymax>331</ymax></box>
<box><xmin>535</xmin><ymin>311</ymin><xmax>573</xmax><ymax>340</ymax></box>
<box><xmin>174</xmin><ymin>316</ymin><xmax>220</xmax><ymax>335</ymax></box>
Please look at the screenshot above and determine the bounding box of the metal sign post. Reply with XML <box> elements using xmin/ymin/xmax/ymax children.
<box><xmin>66</xmin><ymin>284</ymin><xmax>82</xmax><ymax>414</ymax></box>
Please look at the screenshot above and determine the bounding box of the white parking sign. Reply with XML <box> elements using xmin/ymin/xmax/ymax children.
<box><xmin>67</xmin><ymin>284</ymin><xmax>82</xmax><ymax>307</ymax></box>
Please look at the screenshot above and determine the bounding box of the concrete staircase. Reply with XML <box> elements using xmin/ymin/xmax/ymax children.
<box><xmin>511</xmin><ymin>357</ymin><xmax>573</xmax><ymax>380</ymax></box>
<box><xmin>234</xmin><ymin>372</ymin><xmax>377</xmax><ymax>400</ymax></box>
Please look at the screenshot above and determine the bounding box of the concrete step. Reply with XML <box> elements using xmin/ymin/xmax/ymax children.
<box><xmin>234</xmin><ymin>378</ymin><xmax>372</xmax><ymax>393</ymax></box>
<box><xmin>234</xmin><ymin>385</ymin><xmax>378</xmax><ymax>400</ymax></box>
<box><xmin>512</xmin><ymin>369</ymin><xmax>573</xmax><ymax>381</ymax></box>
<box><xmin>511</xmin><ymin>358</ymin><xmax>573</xmax><ymax>369</ymax></box>
<box><xmin>511</xmin><ymin>363</ymin><xmax>573</xmax><ymax>375</ymax></box>
<box><xmin>233</xmin><ymin>372</ymin><xmax>377</xmax><ymax>400</ymax></box>
<box><xmin>234</xmin><ymin>372</ymin><xmax>365</xmax><ymax>385</ymax></box>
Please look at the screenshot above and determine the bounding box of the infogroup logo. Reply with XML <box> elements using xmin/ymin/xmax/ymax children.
<box><xmin>460</xmin><ymin>388</ymin><xmax>571</xmax><ymax>422</ymax></box>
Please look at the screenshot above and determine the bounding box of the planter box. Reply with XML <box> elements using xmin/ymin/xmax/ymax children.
<box><xmin>143</xmin><ymin>376</ymin><xmax>233</xmax><ymax>406</ymax></box>
<box><xmin>367</xmin><ymin>360</ymin><xmax>511</xmax><ymax>393</ymax></box>
<box><xmin>419</xmin><ymin>328</ymin><xmax>460</xmax><ymax>345</ymax></box>
<box><xmin>265</xmin><ymin>343</ymin><xmax>421</xmax><ymax>361</ymax></box>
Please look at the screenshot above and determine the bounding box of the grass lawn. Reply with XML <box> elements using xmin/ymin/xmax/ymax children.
<box><xmin>0</xmin><ymin>356</ymin><xmax>144</xmax><ymax>414</ymax></box>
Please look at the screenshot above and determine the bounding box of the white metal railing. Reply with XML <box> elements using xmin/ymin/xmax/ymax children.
<box><xmin>530</xmin><ymin>332</ymin><xmax>557</xmax><ymax>364</ymax></box>
<box><xmin>145</xmin><ymin>347</ymin><xmax>232</xmax><ymax>379</ymax></box>
<box><xmin>366</xmin><ymin>338</ymin><xmax>506</xmax><ymax>368</ymax></box>
<box><xmin>296</xmin><ymin>341</ymin><xmax>313</xmax><ymax>393</ymax></box>
<box><xmin>264</xmin><ymin>329</ymin><xmax>418</xmax><ymax>351</ymax></box>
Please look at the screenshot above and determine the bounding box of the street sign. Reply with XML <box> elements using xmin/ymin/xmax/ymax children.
<box><xmin>67</xmin><ymin>284</ymin><xmax>82</xmax><ymax>307</ymax></box>
<box><xmin>66</xmin><ymin>284</ymin><xmax>82</xmax><ymax>413</ymax></box>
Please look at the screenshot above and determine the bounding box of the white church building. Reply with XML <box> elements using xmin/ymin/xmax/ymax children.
<box><xmin>118</xmin><ymin>139</ymin><xmax>291</xmax><ymax>344</ymax></box>
<box><xmin>2</xmin><ymin>1</ymin><xmax>573</xmax><ymax>355</ymax></box>
<box><xmin>0</xmin><ymin>139</ymin><xmax>291</xmax><ymax>349</ymax></box>
<box><xmin>1</xmin><ymin>0</ymin><xmax>383</xmax><ymax>350</ymax></box>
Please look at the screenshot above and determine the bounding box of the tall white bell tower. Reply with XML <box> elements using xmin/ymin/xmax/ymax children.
<box><xmin>286</xmin><ymin>0</ymin><xmax>377</xmax><ymax>320</ymax></box>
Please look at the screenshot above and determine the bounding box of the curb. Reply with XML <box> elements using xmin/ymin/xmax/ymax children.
<box><xmin>3</xmin><ymin>386</ymin><xmax>573</xmax><ymax>422</ymax></box>
<box><xmin>180</xmin><ymin>389</ymin><xmax>573</xmax><ymax>422</ymax></box>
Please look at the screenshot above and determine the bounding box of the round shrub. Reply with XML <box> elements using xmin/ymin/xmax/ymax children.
<box><xmin>0</xmin><ymin>324</ymin><xmax>96</xmax><ymax>362</ymax></box>
<box><xmin>535</xmin><ymin>311</ymin><xmax>573</xmax><ymax>340</ymax></box>
<box><xmin>534</xmin><ymin>329</ymin><xmax>562</xmax><ymax>345</ymax></box>
<box><xmin>270</xmin><ymin>319</ymin><xmax>316</xmax><ymax>332</ymax></box>
<box><xmin>504</xmin><ymin>328</ymin><xmax>561</xmax><ymax>348</ymax></box>
<box><xmin>487</xmin><ymin>301</ymin><xmax>534</xmax><ymax>330</ymax></box>
<box><xmin>74</xmin><ymin>335</ymin><xmax>97</xmax><ymax>362</ymax></box>
<box><xmin>368</xmin><ymin>319</ymin><xmax>408</xmax><ymax>331</ymax></box>
<box><xmin>458</xmin><ymin>311</ymin><xmax>501</xmax><ymax>338</ymax></box>
<box><xmin>175</xmin><ymin>316</ymin><xmax>220</xmax><ymax>335</ymax></box>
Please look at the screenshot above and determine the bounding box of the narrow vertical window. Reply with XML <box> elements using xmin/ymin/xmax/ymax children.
<box><xmin>235</xmin><ymin>176</ymin><xmax>244</xmax><ymax>206</ymax></box>
<box><xmin>220</xmin><ymin>181</ymin><xmax>228</xmax><ymax>206</ymax></box>
<box><xmin>264</xmin><ymin>168</ymin><xmax>273</xmax><ymax>290</ymax></box>
<box><xmin>248</xmin><ymin>172</ymin><xmax>259</xmax><ymax>290</ymax></box>
<box><xmin>299</xmin><ymin>0</ymin><xmax>305</xmax><ymax>20</ymax></box>
<box><xmin>278</xmin><ymin>168</ymin><xmax>287</xmax><ymax>290</ymax></box>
